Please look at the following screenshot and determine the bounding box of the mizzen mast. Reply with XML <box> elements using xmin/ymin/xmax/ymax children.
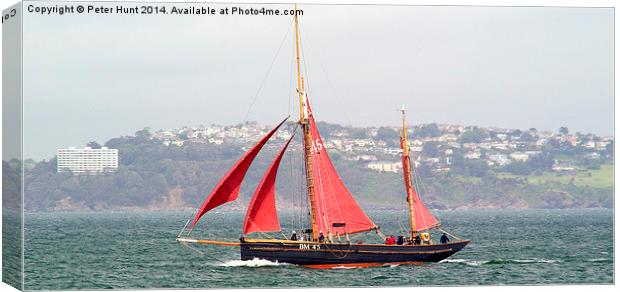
<box><xmin>400</xmin><ymin>106</ymin><xmax>417</xmax><ymax>239</ymax></box>
<box><xmin>294</xmin><ymin>5</ymin><xmax>319</xmax><ymax>241</ymax></box>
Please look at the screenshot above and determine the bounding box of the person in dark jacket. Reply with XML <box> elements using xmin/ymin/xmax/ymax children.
<box><xmin>318</xmin><ymin>232</ymin><xmax>325</xmax><ymax>242</ymax></box>
<box><xmin>290</xmin><ymin>230</ymin><xmax>297</xmax><ymax>241</ymax></box>
<box><xmin>440</xmin><ymin>233</ymin><xmax>450</xmax><ymax>244</ymax></box>
<box><xmin>397</xmin><ymin>235</ymin><xmax>404</xmax><ymax>245</ymax></box>
<box><xmin>414</xmin><ymin>234</ymin><xmax>421</xmax><ymax>245</ymax></box>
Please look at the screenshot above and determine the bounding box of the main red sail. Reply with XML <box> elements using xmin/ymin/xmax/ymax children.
<box><xmin>306</xmin><ymin>99</ymin><xmax>376</xmax><ymax>236</ymax></box>
<box><xmin>404</xmin><ymin>158</ymin><xmax>439</xmax><ymax>231</ymax></box>
<box><xmin>190</xmin><ymin>118</ymin><xmax>287</xmax><ymax>229</ymax></box>
<box><xmin>243</xmin><ymin>135</ymin><xmax>294</xmax><ymax>234</ymax></box>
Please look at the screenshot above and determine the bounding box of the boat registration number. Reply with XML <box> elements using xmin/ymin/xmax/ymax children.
<box><xmin>299</xmin><ymin>244</ymin><xmax>321</xmax><ymax>250</ymax></box>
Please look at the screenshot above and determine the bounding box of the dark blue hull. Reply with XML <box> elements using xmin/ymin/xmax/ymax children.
<box><xmin>240</xmin><ymin>238</ymin><xmax>469</xmax><ymax>268</ymax></box>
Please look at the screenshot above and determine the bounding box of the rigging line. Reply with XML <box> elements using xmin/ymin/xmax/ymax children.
<box><xmin>243</xmin><ymin>17</ymin><xmax>295</xmax><ymax>122</ymax></box>
<box><xmin>287</xmin><ymin>126</ymin><xmax>302</xmax><ymax>232</ymax></box>
<box><xmin>180</xmin><ymin>241</ymin><xmax>230</xmax><ymax>266</ymax></box>
<box><xmin>179</xmin><ymin>241</ymin><xmax>205</xmax><ymax>256</ymax></box>
<box><xmin>299</xmin><ymin>24</ymin><xmax>354</xmax><ymax>127</ymax></box>
<box><xmin>288</xmin><ymin>36</ymin><xmax>295</xmax><ymax>117</ymax></box>
<box><xmin>437</xmin><ymin>227</ymin><xmax>461</xmax><ymax>240</ymax></box>
<box><xmin>298</xmin><ymin>28</ymin><xmax>312</xmax><ymax>100</ymax></box>
<box><xmin>287</xmin><ymin>136</ymin><xmax>295</xmax><ymax>232</ymax></box>
<box><xmin>289</xmin><ymin>129</ymin><xmax>302</xmax><ymax>232</ymax></box>
<box><xmin>293</xmin><ymin>125</ymin><xmax>303</xmax><ymax>232</ymax></box>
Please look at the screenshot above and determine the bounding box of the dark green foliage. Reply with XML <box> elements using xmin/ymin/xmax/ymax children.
<box><xmin>2</xmin><ymin>161</ymin><xmax>22</xmax><ymax>210</ymax></box>
<box><xmin>520</xmin><ymin>132</ymin><xmax>536</xmax><ymax>142</ymax></box>
<box><xmin>414</xmin><ymin>123</ymin><xmax>441</xmax><ymax>138</ymax></box>
<box><xmin>582</xmin><ymin>158</ymin><xmax>602</xmax><ymax>170</ymax></box>
<box><xmin>422</xmin><ymin>141</ymin><xmax>439</xmax><ymax>157</ymax></box>
<box><xmin>453</xmin><ymin>159</ymin><xmax>489</xmax><ymax>177</ymax></box>
<box><xmin>86</xmin><ymin>141</ymin><xmax>102</xmax><ymax>149</ymax></box>
<box><xmin>459</xmin><ymin>128</ymin><xmax>488</xmax><ymax>143</ymax></box>
<box><xmin>502</xmin><ymin>162</ymin><xmax>532</xmax><ymax>175</ymax></box>
<box><xmin>376</xmin><ymin>127</ymin><xmax>399</xmax><ymax>147</ymax></box>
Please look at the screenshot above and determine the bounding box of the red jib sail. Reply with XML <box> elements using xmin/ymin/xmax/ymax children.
<box><xmin>243</xmin><ymin>134</ymin><xmax>295</xmax><ymax>234</ymax></box>
<box><xmin>404</xmin><ymin>156</ymin><xmax>440</xmax><ymax>232</ymax></box>
<box><xmin>306</xmin><ymin>99</ymin><xmax>377</xmax><ymax>236</ymax></box>
<box><xmin>190</xmin><ymin>118</ymin><xmax>288</xmax><ymax>229</ymax></box>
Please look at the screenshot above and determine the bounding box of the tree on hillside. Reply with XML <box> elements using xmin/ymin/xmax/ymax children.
<box><xmin>527</xmin><ymin>151</ymin><xmax>555</xmax><ymax>170</ymax></box>
<box><xmin>520</xmin><ymin>132</ymin><xmax>536</xmax><ymax>142</ymax></box>
<box><xmin>135</xmin><ymin>127</ymin><xmax>152</xmax><ymax>139</ymax></box>
<box><xmin>422</xmin><ymin>141</ymin><xmax>439</xmax><ymax>157</ymax></box>
<box><xmin>376</xmin><ymin>127</ymin><xmax>399</xmax><ymax>147</ymax></box>
<box><xmin>459</xmin><ymin>128</ymin><xmax>488</xmax><ymax>143</ymax></box>
<box><xmin>377</xmin><ymin>127</ymin><xmax>399</xmax><ymax>141</ymax></box>
<box><xmin>315</xmin><ymin>121</ymin><xmax>343</xmax><ymax>138</ymax></box>
<box><xmin>349</xmin><ymin>128</ymin><xmax>369</xmax><ymax>139</ymax></box>
<box><xmin>86</xmin><ymin>141</ymin><xmax>101</xmax><ymax>149</ymax></box>
<box><xmin>606</xmin><ymin>141</ymin><xmax>613</xmax><ymax>157</ymax></box>
<box><xmin>559</xmin><ymin>127</ymin><xmax>569</xmax><ymax>136</ymax></box>
<box><xmin>415</xmin><ymin>123</ymin><xmax>441</xmax><ymax>138</ymax></box>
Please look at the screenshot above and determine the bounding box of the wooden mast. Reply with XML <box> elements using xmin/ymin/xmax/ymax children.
<box><xmin>400</xmin><ymin>106</ymin><xmax>417</xmax><ymax>239</ymax></box>
<box><xmin>294</xmin><ymin>5</ymin><xmax>319</xmax><ymax>241</ymax></box>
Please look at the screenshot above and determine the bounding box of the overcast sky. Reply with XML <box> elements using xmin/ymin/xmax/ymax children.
<box><xmin>22</xmin><ymin>3</ymin><xmax>613</xmax><ymax>160</ymax></box>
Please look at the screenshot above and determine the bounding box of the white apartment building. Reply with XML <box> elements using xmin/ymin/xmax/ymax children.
<box><xmin>57</xmin><ymin>147</ymin><xmax>118</xmax><ymax>174</ymax></box>
<box><xmin>367</xmin><ymin>161</ymin><xmax>402</xmax><ymax>173</ymax></box>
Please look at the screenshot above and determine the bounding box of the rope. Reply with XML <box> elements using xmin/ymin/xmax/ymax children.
<box><xmin>323</xmin><ymin>242</ymin><xmax>352</xmax><ymax>259</ymax></box>
<box><xmin>179</xmin><ymin>242</ymin><xmax>228</xmax><ymax>265</ymax></box>
<box><xmin>298</xmin><ymin>24</ymin><xmax>354</xmax><ymax>126</ymax></box>
<box><xmin>375</xmin><ymin>228</ymin><xmax>387</xmax><ymax>241</ymax></box>
<box><xmin>243</xmin><ymin>17</ymin><xmax>295</xmax><ymax>122</ymax></box>
<box><xmin>437</xmin><ymin>227</ymin><xmax>462</xmax><ymax>240</ymax></box>
<box><xmin>288</xmin><ymin>34</ymin><xmax>295</xmax><ymax>117</ymax></box>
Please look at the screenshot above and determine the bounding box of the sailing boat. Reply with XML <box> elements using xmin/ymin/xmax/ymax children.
<box><xmin>176</xmin><ymin>5</ymin><xmax>469</xmax><ymax>268</ymax></box>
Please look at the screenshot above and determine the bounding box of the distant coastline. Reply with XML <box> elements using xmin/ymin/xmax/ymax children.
<box><xmin>3</xmin><ymin>121</ymin><xmax>612</xmax><ymax>212</ymax></box>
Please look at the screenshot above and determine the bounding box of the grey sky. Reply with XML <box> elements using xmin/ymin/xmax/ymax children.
<box><xmin>22</xmin><ymin>3</ymin><xmax>613</xmax><ymax>160</ymax></box>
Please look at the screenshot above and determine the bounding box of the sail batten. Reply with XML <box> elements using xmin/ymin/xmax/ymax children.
<box><xmin>305</xmin><ymin>99</ymin><xmax>377</xmax><ymax>236</ymax></box>
<box><xmin>190</xmin><ymin>118</ymin><xmax>288</xmax><ymax>229</ymax></box>
<box><xmin>243</xmin><ymin>134</ymin><xmax>295</xmax><ymax>234</ymax></box>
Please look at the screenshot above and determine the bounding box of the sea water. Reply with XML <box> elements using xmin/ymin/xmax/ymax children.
<box><xmin>23</xmin><ymin>209</ymin><xmax>613</xmax><ymax>289</ymax></box>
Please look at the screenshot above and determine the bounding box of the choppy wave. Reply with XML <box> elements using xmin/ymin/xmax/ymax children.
<box><xmin>218</xmin><ymin>258</ymin><xmax>287</xmax><ymax>267</ymax></box>
<box><xmin>440</xmin><ymin>259</ymin><xmax>485</xmax><ymax>266</ymax></box>
<box><xmin>587</xmin><ymin>258</ymin><xmax>612</xmax><ymax>263</ymax></box>
<box><xmin>440</xmin><ymin>258</ymin><xmax>558</xmax><ymax>266</ymax></box>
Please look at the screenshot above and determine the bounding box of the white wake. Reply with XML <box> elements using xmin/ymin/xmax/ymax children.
<box><xmin>218</xmin><ymin>258</ymin><xmax>287</xmax><ymax>267</ymax></box>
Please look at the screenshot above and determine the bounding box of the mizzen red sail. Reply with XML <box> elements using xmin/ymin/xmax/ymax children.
<box><xmin>190</xmin><ymin>118</ymin><xmax>288</xmax><ymax>229</ymax></box>
<box><xmin>243</xmin><ymin>134</ymin><xmax>295</xmax><ymax>234</ymax></box>
<box><xmin>404</xmin><ymin>156</ymin><xmax>439</xmax><ymax>231</ymax></box>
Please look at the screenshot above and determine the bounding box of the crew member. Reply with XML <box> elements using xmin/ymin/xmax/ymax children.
<box><xmin>414</xmin><ymin>234</ymin><xmax>421</xmax><ymax>245</ymax></box>
<box><xmin>318</xmin><ymin>232</ymin><xmax>325</xmax><ymax>243</ymax></box>
<box><xmin>421</xmin><ymin>232</ymin><xmax>431</xmax><ymax>244</ymax></box>
<box><xmin>290</xmin><ymin>230</ymin><xmax>297</xmax><ymax>241</ymax></box>
<box><xmin>385</xmin><ymin>235</ymin><xmax>396</xmax><ymax>245</ymax></box>
<box><xmin>397</xmin><ymin>235</ymin><xmax>404</xmax><ymax>245</ymax></box>
<box><xmin>440</xmin><ymin>233</ymin><xmax>450</xmax><ymax>244</ymax></box>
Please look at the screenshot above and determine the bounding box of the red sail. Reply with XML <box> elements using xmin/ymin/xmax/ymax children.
<box><xmin>243</xmin><ymin>135</ymin><xmax>294</xmax><ymax>234</ymax></box>
<box><xmin>306</xmin><ymin>99</ymin><xmax>376</xmax><ymax>235</ymax></box>
<box><xmin>190</xmin><ymin>118</ymin><xmax>288</xmax><ymax>229</ymax></box>
<box><xmin>404</xmin><ymin>156</ymin><xmax>440</xmax><ymax>231</ymax></box>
